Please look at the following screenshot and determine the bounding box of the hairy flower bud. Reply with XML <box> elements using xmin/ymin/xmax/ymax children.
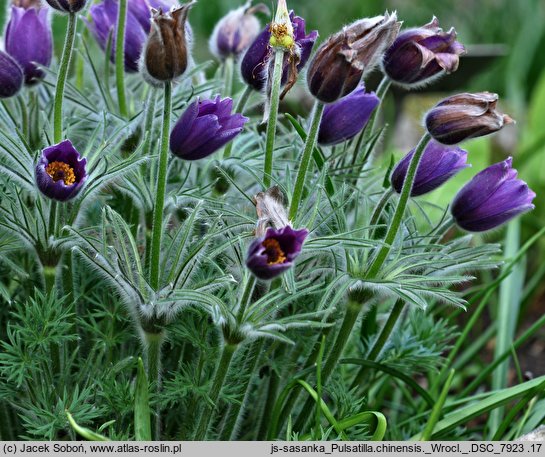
<box><xmin>0</xmin><ymin>51</ymin><xmax>24</xmax><ymax>98</ymax></box>
<box><xmin>391</xmin><ymin>140</ymin><xmax>469</xmax><ymax>196</ymax></box>
<box><xmin>209</xmin><ymin>1</ymin><xmax>269</xmax><ymax>60</ymax></box>
<box><xmin>451</xmin><ymin>158</ymin><xmax>535</xmax><ymax>232</ymax></box>
<box><xmin>383</xmin><ymin>17</ymin><xmax>465</xmax><ymax>87</ymax></box>
<box><xmin>45</xmin><ymin>0</ymin><xmax>87</xmax><ymax>13</ymax></box>
<box><xmin>425</xmin><ymin>92</ymin><xmax>514</xmax><ymax>145</ymax></box>
<box><xmin>140</xmin><ymin>2</ymin><xmax>196</xmax><ymax>86</ymax></box>
<box><xmin>307</xmin><ymin>12</ymin><xmax>401</xmax><ymax>103</ymax></box>
<box><xmin>5</xmin><ymin>6</ymin><xmax>52</xmax><ymax>85</ymax></box>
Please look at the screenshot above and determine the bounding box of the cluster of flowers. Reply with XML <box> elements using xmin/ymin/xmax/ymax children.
<box><xmin>0</xmin><ymin>0</ymin><xmax>536</xmax><ymax>282</ymax></box>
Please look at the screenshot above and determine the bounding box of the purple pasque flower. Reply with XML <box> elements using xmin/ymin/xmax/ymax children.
<box><xmin>451</xmin><ymin>157</ymin><xmax>535</xmax><ymax>232</ymax></box>
<box><xmin>318</xmin><ymin>85</ymin><xmax>379</xmax><ymax>146</ymax></box>
<box><xmin>383</xmin><ymin>17</ymin><xmax>466</xmax><ymax>87</ymax></box>
<box><xmin>240</xmin><ymin>11</ymin><xmax>318</xmax><ymax>91</ymax></box>
<box><xmin>209</xmin><ymin>1</ymin><xmax>268</xmax><ymax>61</ymax></box>
<box><xmin>390</xmin><ymin>140</ymin><xmax>469</xmax><ymax>196</ymax></box>
<box><xmin>35</xmin><ymin>140</ymin><xmax>88</xmax><ymax>202</ymax></box>
<box><xmin>0</xmin><ymin>51</ymin><xmax>24</xmax><ymax>98</ymax></box>
<box><xmin>128</xmin><ymin>0</ymin><xmax>178</xmax><ymax>33</ymax></box>
<box><xmin>425</xmin><ymin>92</ymin><xmax>514</xmax><ymax>145</ymax></box>
<box><xmin>170</xmin><ymin>95</ymin><xmax>249</xmax><ymax>161</ymax></box>
<box><xmin>246</xmin><ymin>226</ymin><xmax>308</xmax><ymax>280</ymax></box>
<box><xmin>45</xmin><ymin>0</ymin><xmax>87</xmax><ymax>13</ymax></box>
<box><xmin>5</xmin><ymin>6</ymin><xmax>52</xmax><ymax>85</ymax></box>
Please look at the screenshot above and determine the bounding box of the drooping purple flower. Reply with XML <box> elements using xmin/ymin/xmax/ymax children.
<box><xmin>451</xmin><ymin>158</ymin><xmax>535</xmax><ymax>232</ymax></box>
<box><xmin>210</xmin><ymin>1</ymin><xmax>268</xmax><ymax>61</ymax></box>
<box><xmin>170</xmin><ymin>96</ymin><xmax>249</xmax><ymax>161</ymax></box>
<box><xmin>35</xmin><ymin>140</ymin><xmax>88</xmax><ymax>202</ymax></box>
<box><xmin>425</xmin><ymin>92</ymin><xmax>514</xmax><ymax>145</ymax></box>
<box><xmin>45</xmin><ymin>0</ymin><xmax>87</xmax><ymax>13</ymax></box>
<box><xmin>383</xmin><ymin>17</ymin><xmax>466</xmax><ymax>87</ymax></box>
<box><xmin>307</xmin><ymin>12</ymin><xmax>401</xmax><ymax>103</ymax></box>
<box><xmin>246</xmin><ymin>226</ymin><xmax>308</xmax><ymax>280</ymax></box>
<box><xmin>240</xmin><ymin>11</ymin><xmax>318</xmax><ymax>91</ymax></box>
<box><xmin>391</xmin><ymin>140</ymin><xmax>469</xmax><ymax>196</ymax></box>
<box><xmin>4</xmin><ymin>6</ymin><xmax>52</xmax><ymax>85</ymax></box>
<box><xmin>318</xmin><ymin>85</ymin><xmax>379</xmax><ymax>146</ymax></box>
<box><xmin>0</xmin><ymin>51</ymin><xmax>24</xmax><ymax>98</ymax></box>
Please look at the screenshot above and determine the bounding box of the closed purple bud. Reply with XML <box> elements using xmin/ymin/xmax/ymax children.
<box><xmin>0</xmin><ymin>51</ymin><xmax>24</xmax><ymax>98</ymax></box>
<box><xmin>35</xmin><ymin>140</ymin><xmax>88</xmax><ymax>202</ymax></box>
<box><xmin>240</xmin><ymin>11</ymin><xmax>317</xmax><ymax>91</ymax></box>
<box><xmin>451</xmin><ymin>158</ymin><xmax>535</xmax><ymax>232</ymax></box>
<box><xmin>210</xmin><ymin>1</ymin><xmax>269</xmax><ymax>60</ymax></box>
<box><xmin>318</xmin><ymin>85</ymin><xmax>379</xmax><ymax>146</ymax></box>
<box><xmin>170</xmin><ymin>95</ymin><xmax>249</xmax><ymax>160</ymax></box>
<box><xmin>5</xmin><ymin>6</ymin><xmax>52</xmax><ymax>85</ymax></box>
<box><xmin>425</xmin><ymin>92</ymin><xmax>514</xmax><ymax>145</ymax></box>
<box><xmin>87</xmin><ymin>0</ymin><xmax>148</xmax><ymax>73</ymax></box>
<box><xmin>391</xmin><ymin>140</ymin><xmax>469</xmax><ymax>196</ymax></box>
<box><xmin>246</xmin><ymin>226</ymin><xmax>308</xmax><ymax>280</ymax></box>
<box><xmin>140</xmin><ymin>2</ymin><xmax>195</xmax><ymax>86</ymax></box>
<box><xmin>307</xmin><ymin>12</ymin><xmax>401</xmax><ymax>103</ymax></box>
<box><xmin>383</xmin><ymin>17</ymin><xmax>466</xmax><ymax>87</ymax></box>
<box><xmin>45</xmin><ymin>0</ymin><xmax>87</xmax><ymax>13</ymax></box>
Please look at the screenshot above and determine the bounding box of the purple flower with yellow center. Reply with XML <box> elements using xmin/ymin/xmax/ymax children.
<box><xmin>425</xmin><ymin>92</ymin><xmax>514</xmax><ymax>145</ymax></box>
<box><xmin>5</xmin><ymin>6</ymin><xmax>52</xmax><ymax>85</ymax></box>
<box><xmin>246</xmin><ymin>226</ymin><xmax>308</xmax><ymax>280</ymax></box>
<box><xmin>383</xmin><ymin>17</ymin><xmax>466</xmax><ymax>87</ymax></box>
<box><xmin>35</xmin><ymin>140</ymin><xmax>87</xmax><ymax>202</ymax></box>
<box><xmin>318</xmin><ymin>85</ymin><xmax>379</xmax><ymax>146</ymax></box>
<box><xmin>451</xmin><ymin>158</ymin><xmax>535</xmax><ymax>232</ymax></box>
<box><xmin>0</xmin><ymin>51</ymin><xmax>24</xmax><ymax>98</ymax></box>
<box><xmin>170</xmin><ymin>95</ymin><xmax>249</xmax><ymax>161</ymax></box>
<box><xmin>240</xmin><ymin>11</ymin><xmax>317</xmax><ymax>91</ymax></box>
<box><xmin>391</xmin><ymin>140</ymin><xmax>469</xmax><ymax>196</ymax></box>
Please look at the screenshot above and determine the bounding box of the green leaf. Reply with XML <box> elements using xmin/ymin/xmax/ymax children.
<box><xmin>134</xmin><ymin>358</ymin><xmax>151</xmax><ymax>441</ymax></box>
<box><xmin>66</xmin><ymin>411</ymin><xmax>110</xmax><ymax>441</ymax></box>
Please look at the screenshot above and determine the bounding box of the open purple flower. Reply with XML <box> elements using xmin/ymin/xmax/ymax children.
<box><xmin>383</xmin><ymin>17</ymin><xmax>465</xmax><ymax>87</ymax></box>
<box><xmin>170</xmin><ymin>96</ymin><xmax>249</xmax><ymax>161</ymax></box>
<box><xmin>391</xmin><ymin>140</ymin><xmax>469</xmax><ymax>196</ymax></box>
<box><xmin>318</xmin><ymin>85</ymin><xmax>379</xmax><ymax>146</ymax></box>
<box><xmin>0</xmin><ymin>51</ymin><xmax>24</xmax><ymax>98</ymax></box>
<box><xmin>246</xmin><ymin>226</ymin><xmax>308</xmax><ymax>280</ymax></box>
<box><xmin>451</xmin><ymin>158</ymin><xmax>535</xmax><ymax>232</ymax></box>
<box><xmin>5</xmin><ymin>6</ymin><xmax>52</xmax><ymax>85</ymax></box>
<box><xmin>240</xmin><ymin>11</ymin><xmax>317</xmax><ymax>91</ymax></box>
<box><xmin>35</xmin><ymin>140</ymin><xmax>88</xmax><ymax>202</ymax></box>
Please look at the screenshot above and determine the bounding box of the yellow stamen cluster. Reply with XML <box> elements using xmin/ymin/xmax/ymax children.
<box><xmin>45</xmin><ymin>161</ymin><xmax>76</xmax><ymax>185</ymax></box>
<box><xmin>269</xmin><ymin>23</ymin><xmax>295</xmax><ymax>49</ymax></box>
<box><xmin>262</xmin><ymin>238</ymin><xmax>287</xmax><ymax>265</ymax></box>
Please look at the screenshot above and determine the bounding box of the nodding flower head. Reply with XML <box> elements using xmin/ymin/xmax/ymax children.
<box><xmin>5</xmin><ymin>6</ymin><xmax>52</xmax><ymax>85</ymax></box>
<box><xmin>210</xmin><ymin>1</ymin><xmax>269</xmax><ymax>61</ymax></box>
<box><xmin>246</xmin><ymin>226</ymin><xmax>308</xmax><ymax>280</ymax></box>
<box><xmin>383</xmin><ymin>17</ymin><xmax>465</xmax><ymax>87</ymax></box>
<box><xmin>451</xmin><ymin>157</ymin><xmax>535</xmax><ymax>232</ymax></box>
<box><xmin>44</xmin><ymin>0</ymin><xmax>87</xmax><ymax>13</ymax></box>
<box><xmin>0</xmin><ymin>51</ymin><xmax>24</xmax><ymax>98</ymax></box>
<box><xmin>35</xmin><ymin>140</ymin><xmax>88</xmax><ymax>202</ymax></box>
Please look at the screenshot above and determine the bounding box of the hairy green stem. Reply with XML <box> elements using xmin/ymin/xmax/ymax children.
<box><xmin>194</xmin><ymin>343</ymin><xmax>237</xmax><ymax>440</ymax></box>
<box><xmin>17</xmin><ymin>95</ymin><xmax>28</xmax><ymax>139</ymax></box>
<box><xmin>257</xmin><ymin>368</ymin><xmax>280</xmax><ymax>439</ymax></box>
<box><xmin>53</xmin><ymin>12</ymin><xmax>77</xmax><ymax>143</ymax></box>
<box><xmin>115</xmin><ymin>0</ymin><xmax>128</xmax><ymax>117</ymax></box>
<box><xmin>223</xmin><ymin>86</ymin><xmax>253</xmax><ymax>159</ymax></box>
<box><xmin>144</xmin><ymin>331</ymin><xmax>164</xmax><ymax>440</ymax></box>
<box><xmin>43</xmin><ymin>265</ymin><xmax>56</xmax><ymax>294</ymax></box>
<box><xmin>223</xmin><ymin>56</ymin><xmax>234</xmax><ymax>96</ymax></box>
<box><xmin>149</xmin><ymin>82</ymin><xmax>172</xmax><ymax>290</ymax></box>
<box><xmin>288</xmin><ymin>101</ymin><xmax>325</xmax><ymax>221</ymax></box>
<box><xmin>369</xmin><ymin>188</ymin><xmax>394</xmax><ymax>230</ymax></box>
<box><xmin>263</xmin><ymin>50</ymin><xmax>284</xmax><ymax>187</ymax></box>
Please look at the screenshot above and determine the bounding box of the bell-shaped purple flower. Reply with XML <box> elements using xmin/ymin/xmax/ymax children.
<box><xmin>383</xmin><ymin>17</ymin><xmax>466</xmax><ymax>87</ymax></box>
<box><xmin>318</xmin><ymin>85</ymin><xmax>379</xmax><ymax>146</ymax></box>
<box><xmin>451</xmin><ymin>158</ymin><xmax>535</xmax><ymax>232</ymax></box>
<box><xmin>0</xmin><ymin>51</ymin><xmax>24</xmax><ymax>98</ymax></box>
<box><xmin>391</xmin><ymin>140</ymin><xmax>469</xmax><ymax>196</ymax></box>
<box><xmin>170</xmin><ymin>96</ymin><xmax>249</xmax><ymax>161</ymax></box>
<box><xmin>240</xmin><ymin>11</ymin><xmax>318</xmax><ymax>91</ymax></box>
<box><xmin>45</xmin><ymin>0</ymin><xmax>87</xmax><ymax>13</ymax></box>
<box><xmin>5</xmin><ymin>6</ymin><xmax>52</xmax><ymax>85</ymax></box>
<box><xmin>246</xmin><ymin>226</ymin><xmax>308</xmax><ymax>280</ymax></box>
<box><xmin>425</xmin><ymin>92</ymin><xmax>514</xmax><ymax>145</ymax></box>
<box><xmin>35</xmin><ymin>140</ymin><xmax>88</xmax><ymax>202</ymax></box>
